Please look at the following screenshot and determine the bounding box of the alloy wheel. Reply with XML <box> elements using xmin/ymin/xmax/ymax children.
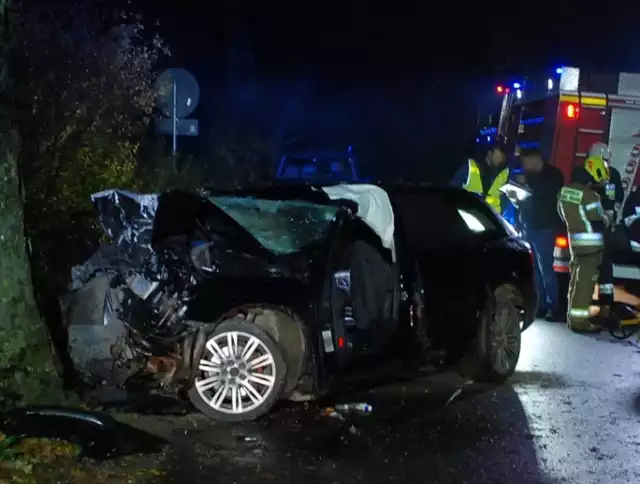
<box><xmin>195</xmin><ymin>331</ymin><xmax>277</xmax><ymax>415</ymax></box>
<box><xmin>489</xmin><ymin>303</ymin><xmax>521</xmax><ymax>374</ymax></box>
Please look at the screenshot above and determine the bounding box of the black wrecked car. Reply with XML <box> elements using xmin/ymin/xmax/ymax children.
<box><xmin>65</xmin><ymin>183</ymin><xmax>537</xmax><ymax>422</ymax></box>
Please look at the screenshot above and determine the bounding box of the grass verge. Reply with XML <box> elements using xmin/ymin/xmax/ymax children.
<box><xmin>0</xmin><ymin>432</ymin><xmax>164</xmax><ymax>484</ymax></box>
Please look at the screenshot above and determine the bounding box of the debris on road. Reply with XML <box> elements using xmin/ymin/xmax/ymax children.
<box><xmin>319</xmin><ymin>407</ymin><xmax>346</xmax><ymax>420</ymax></box>
<box><xmin>320</xmin><ymin>402</ymin><xmax>372</xmax><ymax>421</ymax></box>
<box><xmin>335</xmin><ymin>403</ymin><xmax>373</xmax><ymax>414</ymax></box>
<box><xmin>444</xmin><ymin>388</ymin><xmax>463</xmax><ymax>407</ymax></box>
<box><xmin>237</xmin><ymin>436</ymin><xmax>259</xmax><ymax>443</ymax></box>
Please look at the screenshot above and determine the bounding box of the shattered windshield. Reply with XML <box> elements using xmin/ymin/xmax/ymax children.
<box><xmin>209</xmin><ymin>196</ymin><xmax>339</xmax><ymax>255</ymax></box>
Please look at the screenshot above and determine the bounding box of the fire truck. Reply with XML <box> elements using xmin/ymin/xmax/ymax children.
<box><xmin>479</xmin><ymin>66</ymin><xmax>640</xmax><ymax>318</ymax></box>
<box><xmin>480</xmin><ymin>66</ymin><xmax>640</xmax><ymax>194</ymax></box>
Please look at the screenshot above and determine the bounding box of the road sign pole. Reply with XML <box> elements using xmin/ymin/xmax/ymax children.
<box><xmin>154</xmin><ymin>68</ymin><xmax>200</xmax><ymax>163</ymax></box>
<box><xmin>172</xmin><ymin>80</ymin><xmax>178</xmax><ymax>170</ymax></box>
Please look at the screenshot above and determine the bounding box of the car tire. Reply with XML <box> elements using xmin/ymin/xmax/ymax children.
<box><xmin>457</xmin><ymin>285</ymin><xmax>522</xmax><ymax>383</ymax></box>
<box><xmin>188</xmin><ymin>319</ymin><xmax>288</xmax><ymax>422</ymax></box>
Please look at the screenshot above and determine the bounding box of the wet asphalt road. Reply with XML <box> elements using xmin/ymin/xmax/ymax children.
<box><xmin>121</xmin><ymin>320</ymin><xmax>640</xmax><ymax>484</ymax></box>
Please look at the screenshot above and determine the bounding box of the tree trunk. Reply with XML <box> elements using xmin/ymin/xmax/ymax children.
<box><xmin>0</xmin><ymin>0</ymin><xmax>63</xmax><ymax>408</ymax></box>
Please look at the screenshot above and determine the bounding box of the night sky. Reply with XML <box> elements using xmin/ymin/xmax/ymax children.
<box><xmin>144</xmin><ymin>1</ymin><xmax>640</xmax><ymax>75</ymax></box>
<box><xmin>133</xmin><ymin>0</ymin><xmax>640</xmax><ymax>180</ymax></box>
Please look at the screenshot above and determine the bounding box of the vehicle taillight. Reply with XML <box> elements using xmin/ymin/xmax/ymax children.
<box><xmin>555</xmin><ymin>235</ymin><xmax>569</xmax><ymax>248</ymax></box>
<box><xmin>565</xmin><ymin>104</ymin><xmax>579</xmax><ymax>119</ymax></box>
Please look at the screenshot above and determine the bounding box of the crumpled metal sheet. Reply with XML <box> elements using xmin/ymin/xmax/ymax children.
<box><xmin>90</xmin><ymin>189</ymin><xmax>159</xmax><ymax>252</ymax></box>
<box><xmin>69</xmin><ymin>245</ymin><xmax>127</xmax><ymax>290</ymax></box>
<box><xmin>69</xmin><ymin>190</ymin><xmax>160</xmax><ymax>290</ymax></box>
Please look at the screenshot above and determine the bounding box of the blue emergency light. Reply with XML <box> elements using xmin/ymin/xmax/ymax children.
<box><xmin>555</xmin><ymin>67</ymin><xmax>563</xmax><ymax>74</ymax></box>
<box><xmin>513</xmin><ymin>82</ymin><xmax>521</xmax><ymax>89</ymax></box>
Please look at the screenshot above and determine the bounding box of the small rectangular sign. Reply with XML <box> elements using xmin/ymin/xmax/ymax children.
<box><xmin>156</xmin><ymin>118</ymin><xmax>199</xmax><ymax>136</ymax></box>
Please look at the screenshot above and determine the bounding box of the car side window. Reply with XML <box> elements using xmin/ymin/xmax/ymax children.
<box><xmin>392</xmin><ymin>190</ymin><xmax>505</xmax><ymax>252</ymax></box>
<box><xmin>454</xmin><ymin>200</ymin><xmax>503</xmax><ymax>234</ymax></box>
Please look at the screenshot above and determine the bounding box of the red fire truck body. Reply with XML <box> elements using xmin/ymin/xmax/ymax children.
<box><xmin>496</xmin><ymin>66</ymin><xmax>640</xmax><ymax>208</ymax></box>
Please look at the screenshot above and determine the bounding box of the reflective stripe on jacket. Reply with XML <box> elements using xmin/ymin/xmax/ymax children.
<box><xmin>463</xmin><ymin>159</ymin><xmax>509</xmax><ymax>212</ymax></box>
<box><xmin>558</xmin><ymin>183</ymin><xmax>606</xmax><ymax>251</ymax></box>
<box><xmin>569</xmin><ymin>232</ymin><xmax>604</xmax><ymax>247</ymax></box>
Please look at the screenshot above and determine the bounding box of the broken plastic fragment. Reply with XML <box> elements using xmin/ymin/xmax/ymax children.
<box><xmin>335</xmin><ymin>403</ymin><xmax>372</xmax><ymax>414</ymax></box>
<box><xmin>444</xmin><ymin>388</ymin><xmax>463</xmax><ymax>406</ymax></box>
<box><xmin>319</xmin><ymin>407</ymin><xmax>345</xmax><ymax>420</ymax></box>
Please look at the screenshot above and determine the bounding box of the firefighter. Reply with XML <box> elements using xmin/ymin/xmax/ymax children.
<box><xmin>450</xmin><ymin>136</ymin><xmax>510</xmax><ymax>213</ymax></box>
<box><xmin>589</xmin><ymin>142</ymin><xmax>622</xmax><ymax>310</ymax></box>
<box><xmin>557</xmin><ymin>156</ymin><xmax>611</xmax><ymax>333</ymax></box>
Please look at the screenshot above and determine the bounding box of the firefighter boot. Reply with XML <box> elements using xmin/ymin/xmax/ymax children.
<box><xmin>588</xmin><ymin>305</ymin><xmax>618</xmax><ymax>330</ymax></box>
<box><xmin>569</xmin><ymin>319</ymin><xmax>602</xmax><ymax>333</ymax></box>
<box><xmin>568</xmin><ymin>307</ymin><xmax>601</xmax><ymax>333</ymax></box>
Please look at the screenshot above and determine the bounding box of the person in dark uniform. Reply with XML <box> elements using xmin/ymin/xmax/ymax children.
<box><xmin>590</xmin><ymin>143</ymin><xmax>622</xmax><ymax>311</ymax></box>
<box><xmin>516</xmin><ymin>149</ymin><xmax>565</xmax><ymax>320</ymax></box>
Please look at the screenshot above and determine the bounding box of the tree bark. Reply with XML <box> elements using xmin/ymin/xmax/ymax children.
<box><xmin>0</xmin><ymin>0</ymin><xmax>64</xmax><ymax>408</ymax></box>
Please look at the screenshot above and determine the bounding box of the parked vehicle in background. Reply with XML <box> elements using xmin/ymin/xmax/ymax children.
<box><xmin>276</xmin><ymin>147</ymin><xmax>362</xmax><ymax>183</ymax></box>
<box><xmin>65</xmin><ymin>184</ymin><xmax>536</xmax><ymax>422</ymax></box>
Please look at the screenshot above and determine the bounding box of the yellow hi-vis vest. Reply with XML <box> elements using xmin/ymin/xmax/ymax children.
<box><xmin>463</xmin><ymin>159</ymin><xmax>509</xmax><ymax>212</ymax></box>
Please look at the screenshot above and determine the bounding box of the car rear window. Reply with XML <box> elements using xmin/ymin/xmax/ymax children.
<box><xmin>209</xmin><ymin>196</ymin><xmax>338</xmax><ymax>255</ymax></box>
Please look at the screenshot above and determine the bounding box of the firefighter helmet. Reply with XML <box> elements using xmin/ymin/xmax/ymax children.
<box><xmin>588</xmin><ymin>142</ymin><xmax>612</xmax><ymax>162</ymax></box>
<box><xmin>584</xmin><ymin>154</ymin><xmax>610</xmax><ymax>183</ymax></box>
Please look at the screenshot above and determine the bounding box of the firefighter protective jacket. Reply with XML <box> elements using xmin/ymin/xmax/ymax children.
<box><xmin>463</xmin><ymin>159</ymin><xmax>509</xmax><ymax>212</ymax></box>
<box><xmin>557</xmin><ymin>182</ymin><xmax>606</xmax><ymax>254</ymax></box>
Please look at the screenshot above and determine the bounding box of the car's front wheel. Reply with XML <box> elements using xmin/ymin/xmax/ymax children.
<box><xmin>188</xmin><ymin>319</ymin><xmax>287</xmax><ymax>422</ymax></box>
<box><xmin>457</xmin><ymin>285</ymin><xmax>522</xmax><ymax>382</ymax></box>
